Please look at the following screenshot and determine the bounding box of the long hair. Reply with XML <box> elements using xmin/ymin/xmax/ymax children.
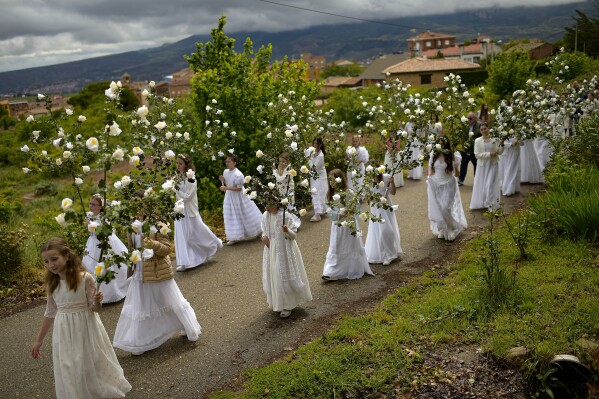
<box><xmin>177</xmin><ymin>153</ymin><xmax>195</xmax><ymax>172</ymax></box>
<box><xmin>431</xmin><ymin>137</ymin><xmax>454</xmax><ymax>175</ymax></box>
<box><xmin>313</xmin><ymin>136</ymin><xmax>326</xmax><ymax>156</ymax></box>
<box><xmin>90</xmin><ymin>193</ymin><xmax>104</xmax><ymax>213</ymax></box>
<box><xmin>327</xmin><ymin>169</ymin><xmax>347</xmax><ymax>201</ymax></box>
<box><xmin>41</xmin><ymin>237</ymin><xmax>84</xmax><ymax>294</ymax></box>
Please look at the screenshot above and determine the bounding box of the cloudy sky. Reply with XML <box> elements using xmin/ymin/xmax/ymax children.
<box><xmin>0</xmin><ymin>0</ymin><xmax>582</xmax><ymax>72</ymax></box>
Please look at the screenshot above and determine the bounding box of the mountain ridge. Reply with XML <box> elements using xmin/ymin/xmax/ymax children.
<box><xmin>0</xmin><ymin>2</ymin><xmax>588</xmax><ymax>96</ymax></box>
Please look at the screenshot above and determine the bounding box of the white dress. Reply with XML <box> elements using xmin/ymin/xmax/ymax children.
<box><xmin>427</xmin><ymin>156</ymin><xmax>468</xmax><ymax>241</ymax></box>
<box><xmin>534</xmin><ymin>136</ymin><xmax>552</xmax><ymax>172</ymax></box>
<box><xmin>113</xmin><ymin>233</ymin><xmax>201</xmax><ymax>353</ymax></box>
<box><xmin>222</xmin><ymin>168</ymin><xmax>263</xmax><ymax>241</ymax></box>
<box><xmin>384</xmin><ymin>150</ymin><xmax>404</xmax><ymax>187</ymax></box>
<box><xmin>470</xmin><ymin>139</ymin><xmax>502</xmax><ymax>210</ymax></box>
<box><xmin>323</xmin><ymin>210</ymin><xmax>374</xmax><ymax>280</ymax></box>
<box><xmin>273</xmin><ymin>166</ymin><xmax>302</xmax><ymax>228</ymax></box>
<box><xmin>45</xmin><ymin>272</ymin><xmax>131</xmax><ymax>398</ymax></box>
<box><xmin>82</xmin><ymin>219</ymin><xmax>130</xmax><ymax>304</ymax></box>
<box><xmin>261</xmin><ymin>210</ymin><xmax>312</xmax><ymax>312</ymax></box>
<box><xmin>364</xmin><ymin>174</ymin><xmax>404</xmax><ymax>263</ymax></box>
<box><xmin>406</xmin><ymin>123</ymin><xmax>424</xmax><ymax>180</ymax></box>
<box><xmin>309</xmin><ymin>151</ymin><xmax>329</xmax><ymax>214</ymax></box>
<box><xmin>499</xmin><ymin>138</ymin><xmax>521</xmax><ymax>196</ymax></box>
<box><xmin>174</xmin><ymin>178</ymin><xmax>222</xmax><ymax>270</ymax></box>
<box><xmin>347</xmin><ymin>146</ymin><xmax>369</xmax><ymax>192</ymax></box>
<box><xmin>520</xmin><ymin>139</ymin><xmax>544</xmax><ymax>184</ymax></box>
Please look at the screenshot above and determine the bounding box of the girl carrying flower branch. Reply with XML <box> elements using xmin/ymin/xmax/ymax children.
<box><xmin>322</xmin><ymin>169</ymin><xmax>373</xmax><ymax>281</ymax></box>
<box><xmin>219</xmin><ymin>154</ymin><xmax>262</xmax><ymax>245</ymax></box>
<box><xmin>307</xmin><ymin>137</ymin><xmax>329</xmax><ymax>222</ymax></box>
<box><xmin>32</xmin><ymin>237</ymin><xmax>131</xmax><ymax>398</ymax></box>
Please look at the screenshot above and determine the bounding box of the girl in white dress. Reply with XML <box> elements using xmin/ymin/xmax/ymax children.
<box><xmin>383</xmin><ymin>134</ymin><xmax>404</xmax><ymax>187</ymax></box>
<box><xmin>426</xmin><ymin>139</ymin><xmax>468</xmax><ymax>241</ymax></box>
<box><xmin>364</xmin><ymin>169</ymin><xmax>404</xmax><ymax>265</ymax></box>
<box><xmin>219</xmin><ymin>154</ymin><xmax>263</xmax><ymax>245</ymax></box>
<box><xmin>32</xmin><ymin>238</ymin><xmax>131</xmax><ymax>399</ymax></box>
<box><xmin>82</xmin><ymin>194</ymin><xmax>130</xmax><ymax>304</ymax></box>
<box><xmin>346</xmin><ymin>136</ymin><xmax>369</xmax><ymax>193</ymax></box>
<box><xmin>113</xmin><ymin>222</ymin><xmax>201</xmax><ymax>355</ymax></box>
<box><xmin>261</xmin><ymin>203</ymin><xmax>312</xmax><ymax>318</ymax></box>
<box><xmin>174</xmin><ymin>154</ymin><xmax>222</xmax><ymax>272</ymax></box>
<box><xmin>273</xmin><ymin>152</ymin><xmax>300</xmax><ymax>228</ymax></box>
<box><xmin>322</xmin><ymin>169</ymin><xmax>374</xmax><ymax>281</ymax></box>
<box><xmin>499</xmin><ymin>137</ymin><xmax>521</xmax><ymax>197</ymax></box>
<box><xmin>470</xmin><ymin>124</ymin><xmax>504</xmax><ymax>210</ymax></box>
<box><xmin>406</xmin><ymin>122</ymin><xmax>424</xmax><ymax>180</ymax></box>
<box><xmin>308</xmin><ymin>137</ymin><xmax>329</xmax><ymax>221</ymax></box>
<box><xmin>519</xmin><ymin>139</ymin><xmax>544</xmax><ymax>184</ymax></box>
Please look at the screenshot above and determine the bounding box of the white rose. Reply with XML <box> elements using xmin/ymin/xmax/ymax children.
<box><xmin>249</xmin><ymin>191</ymin><xmax>257</xmax><ymax>200</ymax></box>
<box><xmin>130</xmin><ymin>250</ymin><xmax>142</xmax><ymax>264</ymax></box>
<box><xmin>366</xmin><ymin>165</ymin><xmax>373</xmax><ymax>172</ymax></box>
<box><xmin>359</xmin><ymin>212</ymin><xmax>368</xmax><ymax>222</ymax></box>
<box><xmin>244</xmin><ymin>175</ymin><xmax>252</xmax><ymax>183</ymax></box>
<box><xmin>112</xmin><ymin>148</ymin><xmax>124</xmax><ymax>161</ymax></box>
<box><xmin>311</xmin><ymin>187</ymin><xmax>318</xmax><ymax>195</ymax></box>
<box><xmin>131</xmin><ymin>219</ymin><xmax>144</xmax><ymax>233</ymax></box>
<box><xmin>20</xmin><ymin>145</ymin><xmax>30</xmax><ymax>152</ymax></box>
<box><xmin>55</xmin><ymin>158</ymin><xmax>62</xmax><ymax>166</ymax></box>
<box><xmin>137</xmin><ymin>106</ymin><xmax>149</xmax><ymax>118</ymax></box>
<box><xmin>154</xmin><ymin>121</ymin><xmax>167</xmax><ymax>131</ymax></box>
<box><xmin>149</xmin><ymin>81</ymin><xmax>155</xmax><ymax>87</ymax></box>
<box><xmin>53</xmin><ymin>138</ymin><xmax>62</xmax><ymax>148</ymax></box>
<box><xmin>299</xmin><ymin>209</ymin><xmax>307</xmax><ymax>217</ymax></box>
<box><xmin>26</xmin><ymin>115</ymin><xmax>34</xmax><ymax>122</ymax></box>
<box><xmin>426</xmin><ymin>144</ymin><xmax>432</xmax><ymax>152</ymax></box>
<box><xmin>186</xmin><ymin>169</ymin><xmax>195</xmax><ymax>180</ymax></box>
<box><xmin>461</xmin><ymin>116</ymin><xmax>468</xmax><ymax>123</ymax></box>
<box><xmin>129</xmin><ymin>155</ymin><xmax>140</xmax><ymax>166</ymax></box>
<box><xmin>22</xmin><ymin>168</ymin><xmax>31</xmax><ymax>174</ymax></box>
<box><xmin>174</xmin><ymin>199</ymin><xmax>185</xmax><ymax>214</ymax></box>
<box><xmin>108</xmin><ymin>121</ymin><xmax>122</xmax><ymax>136</ymax></box>
<box><xmin>164</xmin><ymin>150</ymin><xmax>176</xmax><ymax>161</ymax></box>
<box><xmin>162</xmin><ymin>180</ymin><xmax>175</xmax><ymax>192</ymax></box>
<box><xmin>78</xmin><ymin>115</ymin><xmax>87</xmax><ymax>123</ymax></box>
<box><xmin>332</xmin><ymin>194</ymin><xmax>341</xmax><ymax>201</ymax></box>
<box><xmin>435</xmin><ymin>144</ymin><xmax>442</xmax><ymax>150</ymax></box>
<box><xmin>32</xmin><ymin>130</ymin><xmax>40</xmax><ymax>140</ymax></box>
<box><xmin>256</xmin><ymin>150</ymin><xmax>264</xmax><ymax>158</ymax></box>
<box><xmin>61</xmin><ymin>198</ymin><xmax>73</xmax><ymax>211</ymax></box>
<box><xmin>160</xmin><ymin>224</ymin><xmax>172</xmax><ymax>235</ymax></box>
<box><xmin>82</xmin><ymin>165</ymin><xmax>90</xmax><ymax>174</ymax></box>
<box><xmin>55</xmin><ymin>213</ymin><xmax>68</xmax><ymax>227</ymax></box>
<box><xmin>418</xmin><ymin>155</ymin><xmax>424</xmax><ymax>161</ymax></box>
<box><xmin>144</xmin><ymin>187</ymin><xmax>154</xmax><ymax>197</ymax></box>
<box><xmin>65</xmin><ymin>108</ymin><xmax>73</xmax><ymax>116</ymax></box>
<box><xmin>120</xmin><ymin>175</ymin><xmax>131</xmax><ymax>186</ymax></box>
<box><xmin>165</xmin><ymin>131</ymin><xmax>173</xmax><ymax>139</ymax></box>
<box><xmin>280</xmin><ymin>198</ymin><xmax>289</xmax><ymax>206</ymax></box>
<box><xmin>132</xmin><ymin>146</ymin><xmax>144</xmax><ymax>155</ymax></box>
<box><xmin>113</xmin><ymin>181</ymin><xmax>122</xmax><ymax>189</ymax></box>
<box><xmin>41</xmin><ymin>151</ymin><xmax>48</xmax><ymax>157</ymax></box>
<box><xmin>62</xmin><ymin>150</ymin><xmax>72</xmax><ymax>160</ymax></box>
<box><xmin>256</xmin><ymin>165</ymin><xmax>264</xmax><ymax>174</ymax></box>
<box><xmin>301</xmin><ymin>179</ymin><xmax>309</xmax><ymax>188</ymax></box>
<box><xmin>401</xmin><ymin>130</ymin><xmax>408</xmax><ymax>138</ymax></box>
<box><xmin>86</xmin><ymin>137</ymin><xmax>99</xmax><ymax>152</ymax></box>
<box><xmin>376</xmin><ymin>165</ymin><xmax>386</xmax><ymax>174</ymax></box>
<box><xmin>335</xmin><ymin>177</ymin><xmax>342</xmax><ymax>183</ymax></box>
<box><xmin>268</xmin><ymin>182</ymin><xmax>276</xmax><ymax>190</ymax></box>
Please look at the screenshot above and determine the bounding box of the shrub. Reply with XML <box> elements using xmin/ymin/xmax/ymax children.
<box><xmin>0</xmin><ymin>193</ymin><xmax>22</xmax><ymax>223</ymax></box>
<box><xmin>0</xmin><ymin>224</ymin><xmax>27</xmax><ymax>280</ymax></box>
<box><xmin>565</xmin><ymin>112</ymin><xmax>599</xmax><ymax>168</ymax></box>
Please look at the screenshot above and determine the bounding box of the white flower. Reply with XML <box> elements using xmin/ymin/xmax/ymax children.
<box><xmin>366</xmin><ymin>165</ymin><xmax>373</xmax><ymax>172</ymax></box>
<box><xmin>266</xmin><ymin>132</ymin><xmax>272</xmax><ymax>139</ymax></box>
<box><xmin>244</xmin><ymin>175</ymin><xmax>252</xmax><ymax>183</ymax></box>
<box><xmin>280</xmin><ymin>198</ymin><xmax>289</xmax><ymax>206</ymax></box>
<box><xmin>37</xmin><ymin>93</ymin><xmax>45</xmax><ymax>100</ymax></box>
<box><xmin>290</xmin><ymin>142</ymin><xmax>298</xmax><ymax>151</ymax></box>
<box><xmin>132</xmin><ymin>219</ymin><xmax>144</xmax><ymax>233</ymax></box>
<box><xmin>301</xmin><ymin>179</ymin><xmax>309</xmax><ymax>188</ymax></box>
<box><xmin>159</xmin><ymin>224</ymin><xmax>172</xmax><ymax>235</ymax></box>
<box><xmin>306</xmin><ymin>146</ymin><xmax>315</xmax><ymax>155</ymax></box>
<box><xmin>165</xmin><ymin>131</ymin><xmax>173</xmax><ymax>140</ymax></box>
<box><xmin>120</xmin><ymin>175</ymin><xmax>131</xmax><ymax>186</ymax></box>
<box><xmin>108</xmin><ymin>121</ymin><xmax>122</xmax><ymax>136</ymax></box>
<box><xmin>340</xmin><ymin>221</ymin><xmax>348</xmax><ymax>227</ymax></box>
<box><xmin>217</xmin><ymin>151</ymin><xmax>224</xmax><ymax>157</ymax></box>
<box><xmin>435</xmin><ymin>122</ymin><xmax>442</xmax><ymax>130</ymax></box>
<box><xmin>376</xmin><ymin>165</ymin><xmax>386</xmax><ymax>174</ymax></box>
<box><xmin>128</xmin><ymin>155</ymin><xmax>140</xmax><ymax>166</ymax></box>
<box><xmin>359</xmin><ymin>212</ymin><xmax>368</xmax><ymax>222</ymax></box>
<box><xmin>185</xmin><ymin>169</ymin><xmax>195</xmax><ymax>180</ymax></box>
<box><xmin>144</xmin><ymin>187</ymin><xmax>154</xmax><ymax>197</ymax></box>
<box><xmin>66</xmin><ymin>142</ymin><xmax>73</xmax><ymax>149</ymax></box>
<box><xmin>469</xmin><ymin>131</ymin><xmax>474</xmax><ymax>138</ymax></box>
<box><xmin>61</xmin><ymin>198</ymin><xmax>73</xmax><ymax>211</ymax></box>
<box><xmin>299</xmin><ymin>209</ymin><xmax>307</xmax><ymax>217</ymax></box>
<box><xmin>55</xmin><ymin>213</ymin><xmax>68</xmax><ymax>227</ymax></box>
<box><xmin>87</xmin><ymin>220</ymin><xmax>100</xmax><ymax>233</ymax></box>
<box><xmin>20</xmin><ymin>145</ymin><xmax>30</xmax><ymax>152</ymax></box>
<box><xmin>130</xmin><ymin>250</ymin><xmax>142</xmax><ymax>264</ymax></box>
<box><xmin>64</xmin><ymin>108</ymin><xmax>73</xmax><ymax>116</ymax></box>
<box><xmin>285</xmin><ymin>129</ymin><xmax>293</xmax><ymax>138</ymax></box>
<box><xmin>268</xmin><ymin>182</ymin><xmax>276</xmax><ymax>190</ymax></box>
<box><xmin>94</xmin><ymin>262</ymin><xmax>106</xmax><ymax>277</ymax></box>
<box><xmin>31</xmin><ymin>130</ymin><xmax>41</xmax><ymax>140</ymax></box>
<box><xmin>113</xmin><ymin>181</ymin><xmax>122</xmax><ymax>189</ymax></box>
<box><xmin>425</xmin><ymin>144</ymin><xmax>432</xmax><ymax>152</ymax></box>
<box><xmin>149</xmin><ymin>81</ymin><xmax>156</xmax><ymax>87</ymax></box>
<box><xmin>351</xmin><ymin>170</ymin><xmax>357</xmax><ymax>177</ymax></box>
<box><xmin>335</xmin><ymin>177</ymin><xmax>341</xmax><ymax>184</ymax></box>
<box><xmin>401</xmin><ymin>130</ymin><xmax>408</xmax><ymax>138</ymax></box>
<box><xmin>132</xmin><ymin>146</ymin><xmax>144</xmax><ymax>155</ymax></box>
<box><xmin>461</xmin><ymin>116</ymin><xmax>468</xmax><ymax>123</ymax></box>
<box><xmin>418</xmin><ymin>155</ymin><xmax>424</xmax><ymax>161</ymax></box>
<box><xmin>332</xmin><ymin>194</ymin><xmax>341</xmax><ymax>201</ymax></box>
<box><xmin>72</xmin><ymin>177</ymin><xmax>83</xmax><ymax>186</ymax></box>
<box><xmin>162</xmin><ymin>180</ymin><xmax>175</xmax><ymax>192</ymax></box>
<box><xmin>154</xmin><ymin>121</ymin><xmax>167</xmax><ymax>131</ymax></box>
<box><xmin>255</xmin><ymin>165</ymin><xmax>264</xmax><ymax>174</ymax></box>
<box><xmin>228</xmin><ymin>148</ymin><xmax>235</xmax><ymax>154</ymax></box>
<box><xmin>26</xmin><ymin>115</ymin><xmax>34</xmax><ymax>122</ymax></box>
<box><xmin>112</xmin><ymin>148</ymin><xmax>124</xmax><ymax>161</ymax></box>
<box><xmin>86</xmin><ymin>137</ymin><xmax>99</xmax><ymax>152</ymax></box>
<box><xmin>311</xmin><ymin>187</ymin><xmax>318</xmax><ymax>195</ymax></box>
<box><xmin>137</xmin><ymin>106</ymin><xmax>149</xmax><ymax>119</ymax></box>
<box><xmin>22</xmin><ymin>167</ymin><xmax>31</xmax><ymax>174</ymax></box>
<box><xmin>379</xmin><ymin>180</ymin><xmax>385</xmax><ymax>187</ymax></box>
<box><xmin>435</xmin><ymin>144</ymin><xmax>442</xmax><ymax>150</ymax></box>
<box><xmin>380</xmin><ymin>197</ymin><xmax>387</xmax><ymax>204</ymax></box>
<box><xmin>256</xmin><ymin>150</ymin><xmax>264</xmax><ymax>158</ymax></box>
<box><xmin>164</xmin><ymin>150</ymin><xmax>176</xmax><ymax>161</ymax></box>
<box><xmin>53</xmin><ymin>138</ymin><xmax>62</xmax><ymax>148</ymax></box>
<box><xmin>249</xmin><ymin>191</ymin><xmax>257</xmax><ymax>200</ymax></box>
<box><xmin>78</xmin><ymin>115</ymin><xmax>87</xmax><ymax>123</ymax></box>
<box><xmin>41</xmin><ymin>150</ymin><xmax>48</xmax><ymax>157</ymax></box>
<box><xmin>347</xmin><ymin>147</ymin><xmax>356</xmax><ymax>155</ymax></box>
<box><xmin>79</xmin><ymin>165</ymin><xmax>90</xmax><ymax>175</ymax></box>
<box><xmin>55</xmin><ymin>158</ymin><xmax>62</xmax><ymax>166</ymax></box>
<box><xmin>174</xmin><ymin>199</ymin><xmax>185</xmax><ymax>214</ymax></box>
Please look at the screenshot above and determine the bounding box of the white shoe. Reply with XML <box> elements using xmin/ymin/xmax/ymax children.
<box><xmin>310</xmin><ymin>214</ymin><xmax>321</xmax><ymax>222</ymax></box>
<box><xmin>322</xmin><ymin>275</ymin><xmax>337</xmax><ymax>281</ymax></box>
<box><xmin>176</xmin><ymin>265</ymin><xmax>186</xmax><ymax>272</ymax></box>
<box><xmin>131</xmin><ymin>351</ymin><xmax>145</xmax><ymax>356</ymax></box>
<box><xmin>226</xmin><ymin>240</ymin><xmax>237</xmax><ymax>246</ymax></box>
<box><xmin>382</xmin><ymin>260</ymin><xmax>391</xmax><ymax>266</ymax></box>
<box><xmin>280</xmin><ymin>309</ymin><xmax>292</xmax><ymax>318</ymax></box>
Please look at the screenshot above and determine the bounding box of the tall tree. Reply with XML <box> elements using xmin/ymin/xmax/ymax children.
<box><xmin>486</xmin><ymin>51</ymin><xmax>535</xmax><ymax>100</ymax></box>
<box><xmin>563</xmin><ymin>0</ymin><xmax>599</xmax><ymax>57</ymax></box>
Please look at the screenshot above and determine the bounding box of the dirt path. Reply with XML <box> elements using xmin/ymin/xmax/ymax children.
<box><xmin>0</xmin><ymin>166</ymin><xmax>541</xmax><ymax>398</ymax></box>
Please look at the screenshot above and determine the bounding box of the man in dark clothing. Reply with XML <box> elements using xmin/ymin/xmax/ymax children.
<box><xmin>458</xmin><ymin>112</ymin><xmax>481</xmax><ymax>186</ymax></box>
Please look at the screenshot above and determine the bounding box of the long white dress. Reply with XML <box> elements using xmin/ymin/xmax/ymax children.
<box><xmin>261</xmin><ymin>210</ymin><xmax>312</xmax><ymax>312</ymax></box>
<box><xmin>426</xmin><ymin>155</ymin><xmax>468</xmax><ymax>241</ymax></box>
<box><xmin>406</xmin><ymin>123</ymin><xmax>424</xmax><ymax>180</ymax></box>
<box><xmin>309</xmin><ymin>151</ymin><xmax>329</xmax><ymax>214</ymax></box>
<box><xmin>113</xmin><ymin>233</ymin><xmax>201</xmax><ymax>354</ymax></box>
<box><xmin>222</xmin><ymin>168</ymin><xmax>263</xmax><ymax>241</ymax></box>
<box><xmin>534</xmin><ymin>136</ymin><xmax>553</xmax><ymax>172</ymax></box>
<box><xmin>273</xmin><ymin>165</ymin><xmax>301</xmax><ymax>228</ymax></box>
<box><xmin>499</xmin><ymin>138</ymin><xmax>521</xmax><ymax>196</ymax></box>
<box><xmin>347</xmin><ymin>146</ymin><xmax>369</xmax><ymax>192</ymax></box>
<box><xmin>323</xmin><ymin>209</ymin><xmax>374</xmax><ymax>280</ymax></box>
<box><xmin>520</xmin><ymin>139</ymin><xmax>544</xmax><ymax>184</ymax></box>
<box><xmin>82</xmin><ymin>219</ymin><xmax>130</xmax><ymax>304</ymax></box>
<box><xmin>174</xmin><ymin>177</ymin><xmax>222</xmax><ymax>270</ymax></box>
<box><xmin>470</xmin><ymin>138</ymin><xmax>503</xmax><ymax>210</ymax></box>
<box><xmin>45</xmin><ymin>272</ymin><xmax>131</xmax><ymax>398</ymax></box>
<box><xmin>364</xmin><ymin>174</ymin><xmax>404</xmax><ymax>263</ymax></box>
<box><xmin>384</xmin><ymin>150</ymin><xmax>404</xmax><ymax>187</ymax></box>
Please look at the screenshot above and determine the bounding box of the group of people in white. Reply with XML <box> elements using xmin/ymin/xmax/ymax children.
<box><xmin>31</xmin><ymin>87</ymin><xmax>590</xmax><ymax>396</ymax></box>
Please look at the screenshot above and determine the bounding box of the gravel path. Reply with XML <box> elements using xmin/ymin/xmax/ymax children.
<box><xmin>0</xmin><ymin>166</ymin><xmax>540</xmax><ymax>398</ymax></box>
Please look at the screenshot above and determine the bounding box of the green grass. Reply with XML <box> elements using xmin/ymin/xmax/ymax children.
<box><xmin>209</xmin><ymin>216</ymin><xmax>599</xmax><ymax>398</ymax></box>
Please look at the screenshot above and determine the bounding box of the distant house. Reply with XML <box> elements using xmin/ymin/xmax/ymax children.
<box><xmin>300</xmin><ymin>53</ymin><xmax>327</xmax><ymax>80</ymax></box>
<box><xmin>359</xmin><ymin>53</ymin><xmax>411</xmax><ymax>87</ymax></box>
<box><xmin>320</xmin><ymin>76</ymin><xmax>362</xmax><ymax>93</ymax></box>
<box><xmin>505</xmin><ymin>40</ymin><xmax>556</xmax><ymax>60</ymax></box>
<box><xmin>7</xmin><ymin>101</ymin><xmax>29</xmax><ymax>118</ymax></box>
<box><xmin>332</xmin><ymin>59</ymin><xmax>356</xmax><ymax>66</ymax></box>
<box><xmin>155</xmin><ymin>68</ymin><xmax>195</xmax><ymax>99</ymax></box>
<box><xmin>383</xmin><ymin>58</ymin><xmax>480</xmax><ymax>87</ymax></box>
<box><xmin>421</xmin><ymin>36</ymin><xmax>502</xmax><ymax>63</ymax></box>
<box><xmin>407</xmin><ymin>31</ymin><xmax>456</xmax><ymax>56</ymax></box>
<box><xmin>0</xmin><ymin>100</ymin><xmax>11</xmax><ymax>117</ymax></box>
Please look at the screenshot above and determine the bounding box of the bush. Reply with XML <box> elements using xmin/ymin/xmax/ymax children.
<box><xmin>565</xmin><ymin>112</ymin><xmax>599</xmax><ymax>168</ymax></box>
<box><xmin>0</xmin><ymin>193</ymin><xmax>22</xmax><ymax>223</ymax></box>
<box><xmin>549</xmin><ymin>51</ymin><xmax>590</xmax><ymax>81</ymax></box>
<box><xmin>486</xmin><ymin>51</ymin><xmax>535</xmax><ymax>99</ymax></box>
<box><xmin>0</xmin><ymin>224</ymin><xmax>27</xmax><ymax>281</ymax></box>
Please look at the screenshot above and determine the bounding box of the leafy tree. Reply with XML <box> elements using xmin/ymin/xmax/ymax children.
<box><xmin>563</xmin><ymin>0</ymin><xmax>599</xmax><ymax>57</ymax></box>
<box><xmin>185</xmin><ymin>15</ymin><xmax>320</xmax><ymax>210</ymax></box>
<box><xmin>321</xmin><ymin>64</ymin><xmax>365</xmax><ymax>79</ymax></box>
<box><xmin>486</xmin><ymin>51</ymin><xmax>535</xmax><ymax>99</ymax></box>
<box><xmin>68</xmin><ymin>81</ymin><xmax>139</xmax><ymax>111</ymax></box>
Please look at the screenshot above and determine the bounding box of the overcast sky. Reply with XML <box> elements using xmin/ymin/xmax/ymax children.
<box><xmin>0</xmin><ymin>0</ymin><xmax>582</xmax><ymax>72</ymax></box>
